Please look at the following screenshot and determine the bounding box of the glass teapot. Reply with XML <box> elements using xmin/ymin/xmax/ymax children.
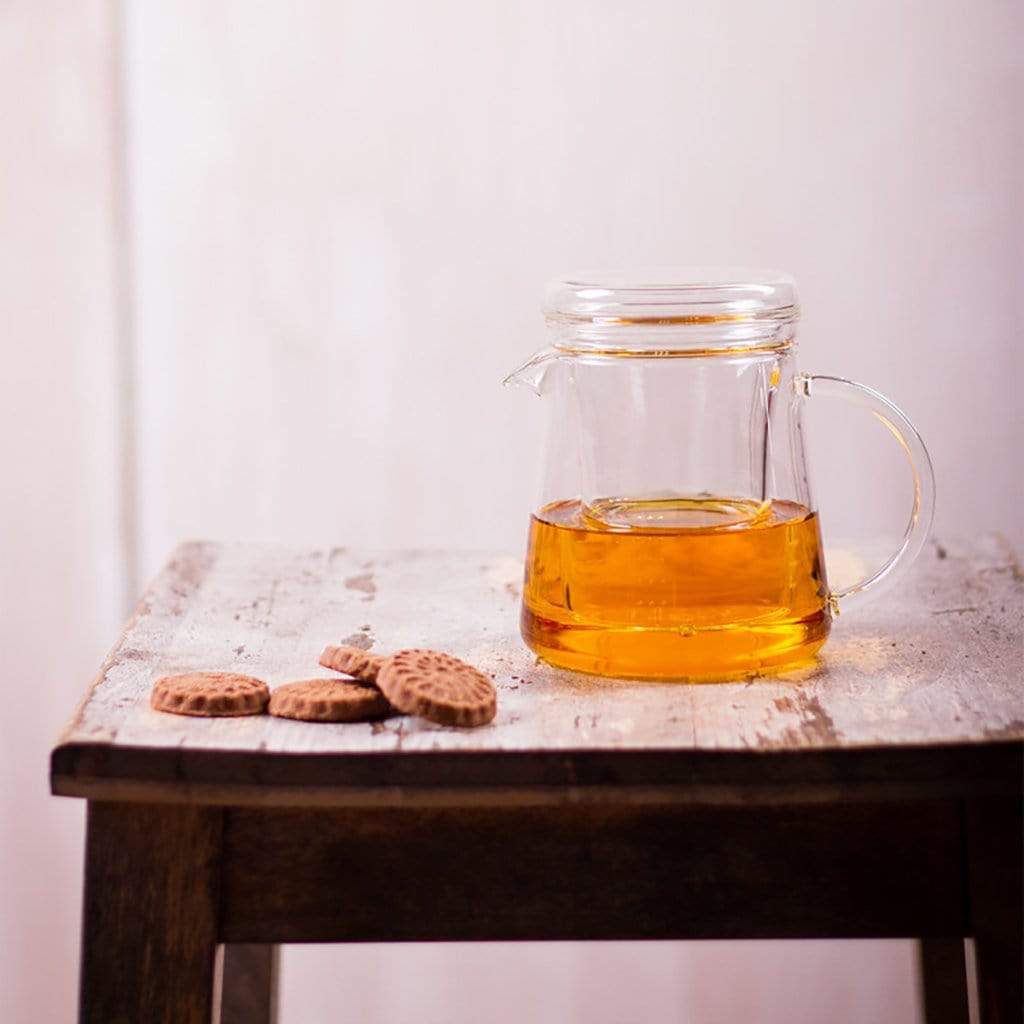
<box><xmin>504</xmin><ymin>269</ymin><xmax>935</xmax><ymax>681</ymax></box>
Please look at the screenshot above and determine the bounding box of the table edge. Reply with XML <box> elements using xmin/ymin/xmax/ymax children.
<box><xmin>51</xmin><ymin>738</ymin><xmax>1024</xmax><ymax>808</ymax></box>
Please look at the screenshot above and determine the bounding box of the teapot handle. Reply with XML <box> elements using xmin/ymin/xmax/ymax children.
<box><xmin>796</xmin><ymin>373</ymin><xmax>936</xmax><ymax>613</ymax></box>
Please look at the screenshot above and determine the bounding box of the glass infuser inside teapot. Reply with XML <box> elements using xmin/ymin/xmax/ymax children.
<box><xmin>504</xmin><ymin>269</ymin><xmax>935</xmax><ymax>681</ymax></box>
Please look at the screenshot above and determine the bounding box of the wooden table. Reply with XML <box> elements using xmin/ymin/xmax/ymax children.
<box><xmin>52</xmin><ymin>539</ymin><xmax>1023</xmax><ymax>1024</ymax></box>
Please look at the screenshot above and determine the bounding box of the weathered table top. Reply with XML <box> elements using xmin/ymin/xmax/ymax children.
<box><xmin>52</xmin><ymin>537</ymin><xmax>1023</xmax><ymax>806</ymax></box>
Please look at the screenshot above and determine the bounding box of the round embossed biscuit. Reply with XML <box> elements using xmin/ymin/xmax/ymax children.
<box><xmin>269</xmin><ymin>678</ymin><xmax>393</xmax><ymax>722</ymax></box>
<box><xmin>319</xmin><ymin>644</ymin><xmax>388</xmax><ymax>683</ymax></box>
<box><xmin>376</xmin><ymin>649</ymin><xmax>496</xmax><ymax>727</ymax></box>
<box><xmin>151</xmin><ymin>672</ymin><xmax>269</xmax><ymax>717</ymax></box>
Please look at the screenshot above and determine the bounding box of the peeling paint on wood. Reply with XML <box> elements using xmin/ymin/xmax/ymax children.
<box><xmin>762</xmin><ymin>693</ymin><xmax>841</xmax><ymax>748</ymax></box>
<box><xmin>344</xmin><ymin>572</ymin><xmax>376</xmax><ymax>601</ymax></box>
<box><xmin>53</xmin><ymin>537</ymin><xmax>1023</xmax><ymax>776</ymax></box>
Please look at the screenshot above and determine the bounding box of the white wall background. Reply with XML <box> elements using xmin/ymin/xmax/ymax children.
<box><xmin>1</xmin><ymin>3</ymin><xmax>124</xmax><ymax>1021</ymax></box>
<box><xmin>3</xmin><ymin>0</ymin><xmax>1020</xmax><ymax>1021</ymax></box>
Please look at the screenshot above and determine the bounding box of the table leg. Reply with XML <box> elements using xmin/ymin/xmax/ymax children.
<box><xmin>967</xmin><ymin>798</ymin><xmax>1023</xmax><ymax>1024</ymax></box>
<box><xmin>79</xmin><ymin>802</ymin><xmax>222</xmax><ymax>1024</ymax></box>
<box><xmin>918</xmin><ymin>939</ymin><xmax>970</xmax><ymax>1024</ymax></box>
<box><xmin>220</xmin><ymin>944</ymin><xmax>279</xmax><ymax>1024</ymax></box>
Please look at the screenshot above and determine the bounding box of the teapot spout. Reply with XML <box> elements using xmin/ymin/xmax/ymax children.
<box><xmin>502</xmin><ymin>347</ymin><xmax>560</xmax><ymax>396</ymax></box>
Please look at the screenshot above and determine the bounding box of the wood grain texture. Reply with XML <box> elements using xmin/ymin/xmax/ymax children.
<box><xmin>219</xmin><ymin>801</ymin><xmax>966</xmax><ymax>943</ymax></box>
<box><xmin>966</xmin><ymin>798</ymin><xmax>1023</xmax><ymax>1023</ymax></box>
<box><xmin>918</xmin><ymin>940</ymin><xmax>970</xmax><ymax>1024</ymax></box>
<box><xmin>80</xmin><ymin>802</ymin><xmax>221</xmax><ymax>1024</ymax></box>
<box><xmin>51</xmin><ymin>537</ymin><xmax>1023</xmax><ymax>803</ymax></box>
<box><xmin>220</xmin><ymin>945</ymin><xmax>278</xmax><ymax>1024</ymax></box>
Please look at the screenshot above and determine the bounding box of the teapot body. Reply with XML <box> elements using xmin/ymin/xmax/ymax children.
<box><xmin>506</xmin><ymin>270</ymin><xmax>933</xmax><ymax>681</ymax></box>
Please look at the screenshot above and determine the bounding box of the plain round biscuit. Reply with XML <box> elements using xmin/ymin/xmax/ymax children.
<box><xmin>319</xmin><ymin>644</ymin><xmax>388</xmax><ymax>683</ymax></box>
<box><xmin>376</xmin><ymin>649</ymin><xmax>496</xmax><ymax>728</ymax></box>
<box><xmin>150</xmin><ymin>671</ymin><xmax>269</xmax><ymax>717</ymax></box>
<box><xmin>268</xmin><ymin>677</ymin><xmax>393</xmax><ymax>722</ymax></box>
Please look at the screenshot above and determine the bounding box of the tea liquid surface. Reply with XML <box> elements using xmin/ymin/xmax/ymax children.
<box><xmin>521</xmin><ymin>496</ymin><xmax>830</xmax><ymax>681</ymax></box>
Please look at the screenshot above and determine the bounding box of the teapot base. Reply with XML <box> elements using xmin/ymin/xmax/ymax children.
<box><xmin>521</xmin><ymin>609</ymin><xmax>829</xmax><ymax>683</ymax></box>
<box><xmin>520</xmin><ymin>496</ymin><xmax>832</xmax><ymax>682</ymax></box>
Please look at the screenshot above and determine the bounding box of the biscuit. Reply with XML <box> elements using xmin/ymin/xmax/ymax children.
<box><xmin>319</xmin><ymin>644</ymin><xmax>387</xmax><ymax>683</ymax></box>
<box><xmin>151</xmin><ymin>671</ymin><xmax>269</xmax><ymax>717</ymax></box>
<box><xmin>376</xmin><ymin>649</ymin><xmax>496</xmax><ymax>727</ymax></box>
<box><xmin>268</xmin><ymin>677</ymin><xmax>393</xmax><ymax>722</ymax></box>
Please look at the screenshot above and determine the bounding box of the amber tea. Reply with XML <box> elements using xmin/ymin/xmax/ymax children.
<box><xmin>521</xmin><ymin>496</ymin><xmax>831</xmax><ymax>681</ymax></box>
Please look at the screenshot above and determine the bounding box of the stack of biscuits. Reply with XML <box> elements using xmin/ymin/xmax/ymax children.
<box><xmin>150</xmin><ymin>644</ymin><xmax>497</xmax><ymax>729</ymax></box>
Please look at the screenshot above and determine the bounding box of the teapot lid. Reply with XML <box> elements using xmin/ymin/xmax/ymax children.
<box><xmin>543</xmin><ymin>268</ymin><xmax>798</xmax><ymax>352</ymax></box>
